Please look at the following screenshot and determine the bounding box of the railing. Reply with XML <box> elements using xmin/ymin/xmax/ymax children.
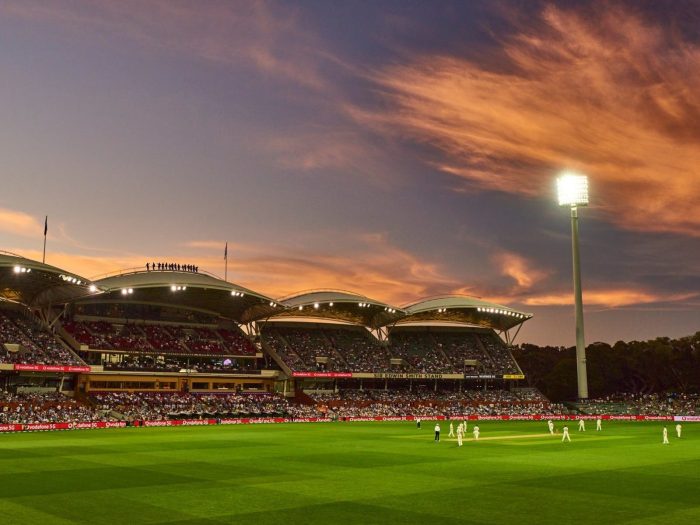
<box><xmin>89</xmin><ymin>266</ymin><xmax>224</xmax><ymax>281</ymax></box>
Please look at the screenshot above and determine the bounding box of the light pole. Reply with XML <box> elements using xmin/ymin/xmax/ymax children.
<box><xmin>557</xmin><ymin>173</ymin><xmax>589</xmax><ymax>400</ymax></box>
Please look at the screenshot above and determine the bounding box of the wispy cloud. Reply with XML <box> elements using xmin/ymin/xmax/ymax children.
<box><xmin>355</xmin><ymin>4</ymin><xmax>700</xmax><ymax>236</ymax></box>
<box><xmin>219</xmin><ymin>232</ymin><xmax>459</xmax><ymax>303</ymax></box>
<box><xmin>494</xmin><ymin>251</ymin><xmax>550</xmax><ymax>290</ymax></box>
<box><xmin>0</xmin><ymin>0</ymin><xmax>331</xmax><ymax>91</ymax></box>
<box><xmin>523</xmin><ymin>288</ymin><xmax>698</xmax><ymax>308</ymax></box>
<box><xmin>0</xmin><ymin>208</ymin><xmax>43</xmax><ymax>238</ymax></box>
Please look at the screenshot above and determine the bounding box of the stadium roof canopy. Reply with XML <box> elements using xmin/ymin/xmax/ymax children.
<box><xmin>0</xmin><ymin>251</ymin><xmax>98</xmax><ymax>308</ymax></box>
<box><xmin>80</xmin><ymin>270</ymin><xmax>281</xmax><ymax>323</ymax></box>
<box><xmin>270</xmin><ymin>289</ymin><xmax>405</xmax><ymax>328</ymax></box>
<box><xmin>399</xmin><ymin>295</ymin><xmax>532</xmax><ymax>331</ymax></box>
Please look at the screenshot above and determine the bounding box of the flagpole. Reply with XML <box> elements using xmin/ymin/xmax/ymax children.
<box><xmin>42</xmin><ymin>216</ymin><xmax>48</xmax><ymax>264</ymax></box>
<box><xmin>224</xmin><ymin>241</ymin><xmax>228</xmax><ymax>282</ymax></box>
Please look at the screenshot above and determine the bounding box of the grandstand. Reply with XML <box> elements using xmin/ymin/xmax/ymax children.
<box><xmin>0</xmin><ymin>252</ymin><xmax>543</xmax><ymax>428</ymax></box>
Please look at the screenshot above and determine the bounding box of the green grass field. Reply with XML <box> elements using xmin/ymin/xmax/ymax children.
<box><xmin>1</xmin><ymin>421</ymin><xmax>698</xmax><ymax>524</ymax></box>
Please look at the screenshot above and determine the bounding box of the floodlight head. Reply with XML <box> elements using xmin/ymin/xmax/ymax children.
<box><xmin>557</xmin><ymin>173</ymin><xmax>589</xmax><ymax>207</ymax></box>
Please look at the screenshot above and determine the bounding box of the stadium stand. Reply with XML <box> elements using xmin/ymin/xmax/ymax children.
<box><xmin>388</xmin><ymin>330</ymin><xmax>453</xmax><ymax>373</ymax></box>
<box><xmin>262</xmin><ymin>324</ymin><xmax>524</xmax><ymax>375</ymax></box>
<box><xmin>477</xmin><ymin>332</ymin><xmax>522</xmax><ymax>375</ymax></box>
<box><xmin>0</xmin><ymin>391</ymin><xmax>106</xmax><ymax>424</ymax></box>
<box><xmin>308</xmin><ymin>388</ymin><xmax>566</xmax><ymax>418</ymax></box>
<box><xmin>576</xmin><ymin>393</ymin><xmax>699</xmax><ymax>416</ymax></box>
<box><xmin>0</xmin><ymin>310</ymin><xmax>85</xmax><ymax>366</ymax></box>
<box><xmin>90</xmin><ymin>391</ymin><xmax>318</xmax><ymax>420</ymax></box>
<box><xmin>325</xmin><ymin>327</ymin><xmax>399</xmax><ymax>372</ymax></box>
<box><xmin>63</xmin><ymin>319</ymin><xmax>256</xmax><ymax>356</ymax></box>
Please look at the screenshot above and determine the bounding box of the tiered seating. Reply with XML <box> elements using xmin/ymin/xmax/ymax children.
<box><xmin>578</xmin><ymin>393</ymin><xmax>699</xmax><ymax>416</ymax></box>
<box><xmin>0</xmin><ymin>392</ymin><xmax>104</xmax><ymax>423</ymax></box>
<box><xmin>90</xmin><ymin>391</ymin><xmax>317</xmax><ymax>420</ymax></box>
<box><xmin>143</xmin><ymin>325</ymin><xmax>188</xmax><ymax>353</ymax></box>
<box><xmin>478</xmin><ymin>333</ymin><xmax>521</xmax><ymax>374</ymax></box>
<box><xmin>263</xmin><ymin>325</ymin><xmax>523</xmax><ymax>376</ymax></box>
<box><xmin>0</xmin><ymin>391</ymin><xmax>106</xmax><ymax>424</ymax></box>
<box><xmin>388</xmin><ymin>331</ymin><xmax>453</xmax><ymax>373</ymax></box>
<box><xmin>64</xmin><ymin>320</ymin><xmax>255</xmax><ymax>356</ymax></box>
<box><xmin>309</xmin><ymin>388</ymin><xmax>566</xmax><ymax>417</ymax></box>
<box><xmin>217</xmin><ymin>329</ymin><xmax>256</xmax><ymax>355</ymax></box>
<box><xmin>0</xmin><ymin>310</ymin><xmax>84</xmax><ymax>366</ymax></box>
<box><xmin>110</xmin><ymin>324</ymin><xmax>150</xmax><ymax>351</ymax></box>
<box><xmin>263</xmin><ymin>329</ymin><xmax>306</xmax><ymax>369</ymax></box>
<box><xmin>263</xmin><ymin>326</ymin><xmax>346</xmax><ymax>371</ymax></box>
<box><xmin>433</xmin><ymin>332</ymin><xmax>491</xmax><ymax>372</ymax></box>
<box><xmin>326</xmin><ymin>328</ymin><xmax>396</xmax><ymax>372</ymax></box>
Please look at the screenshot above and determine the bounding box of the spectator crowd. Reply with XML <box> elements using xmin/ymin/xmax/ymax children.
<box><xmin>308</xmin><ymin>388</ymin><xmax>567</xmax><ymax>418</ymax></box>
<box><xmin>0</xmin><ymin>311</ymin><xmax>85</xmax><ymax>367</ymax></box>
<box><xmin>0</xmin><ymin>391</ymin><xmax>107</xmax><ymax>424</ymax></box>
<box><xmin>263</xmin><ymin>325</ymin><xmax>523</xmax><ymax>376</ymax></box>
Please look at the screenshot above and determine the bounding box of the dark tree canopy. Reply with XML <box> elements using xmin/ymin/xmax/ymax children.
<box><xmin>514</xmin><ymin>332</ymin><xmax>700</xmax><ymax>402</ymax></box>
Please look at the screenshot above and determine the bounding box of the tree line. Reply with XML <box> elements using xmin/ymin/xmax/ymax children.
<box><xmin>513</xmin><ymin>332</ymin><xmax>700</xmax><ymax>402</ymax></box>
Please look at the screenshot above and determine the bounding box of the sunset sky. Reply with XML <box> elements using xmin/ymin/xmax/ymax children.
<box><xmin>0</xmin><ymin>0</ymin><xmax>698</xmax><ymax>345</ymax></box>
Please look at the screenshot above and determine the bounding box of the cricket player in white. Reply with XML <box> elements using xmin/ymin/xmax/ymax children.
<box><xmin>547</xmin><ymin>420</ymin><xmax>554</xmax><ymax>435</ymax></box>
<box><xmin>596</xmin><ymin>417</ymin><xmax>602</xmax><ymax>431</ymax></box>
<box><xmin>473</xmin><ymin>425</ymin><xmax>480</xmax><ymax>441</ymax></box>
<box><xmin>676</xmin><ymin>423</ymin><xmax>682</xmax><ymax>438</ymax></box>
<box><xmin>562</xmin><ymin>425</ymin><xmax>571</xmax><ymax>442</ymax></box>
<box><xmin>463</xmin><ymin>418</ymin><xmax>468</xmax><ymax>432</ymax></box>
<box><xmin>578</xmin><ymin>418</ymin><xmax>586</xmax><ymax>431</ymax></box>
<box><xmin>663</xmin><ymin>426</ymin><xmax>669</xmax><ymax>444</ymax></box>
<box><xmin>448</xmin><ymin>422</ymin><xmax>455</xmax><ymax>437</ymax></box>
<box><xmin>457</xmin><ymin>424</ymin><xmax>463</xmax><ymax>447</ymax></box>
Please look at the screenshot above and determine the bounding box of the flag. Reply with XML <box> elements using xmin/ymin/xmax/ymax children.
<box><xmin>224</xmin><ymin>242</ymin><xmax>228</xmax><ymax>260</ymax></box>
<box><xmin>44</xmin><ymin>216</ymin><xmax>48</xmax><ymax>236</ymax></box>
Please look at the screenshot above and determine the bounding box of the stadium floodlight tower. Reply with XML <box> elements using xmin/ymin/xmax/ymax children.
<box><xmin>557</xmin><ymin>173</ymin><xmax>589</xmax><ymax>400</ymax></box>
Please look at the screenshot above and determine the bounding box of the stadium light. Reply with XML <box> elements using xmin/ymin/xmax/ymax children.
<box><xmin>557</xmin><ymin>172</ymin><xmax>589</xmax><ymax>400</ymax></box>
<box><xmin>557</xmin><ymin>173</ymin><xmax>589</xmax><ymax>207</ymax></box>
<box><xmin>89</xmin><ymin>284</ymin><xmax>97</xmax><ymax>293</ymax></box>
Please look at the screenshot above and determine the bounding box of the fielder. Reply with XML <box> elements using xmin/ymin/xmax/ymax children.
<box><xmin>578</xmin><ymin>418</ymin><xmax>586</xmax><ymax>431</ymax></box>
<box><xmin>457</xmin><ymin>424</ymin><xmax>464</xmax><ymax>447</ymax></box>
<box><xmin>676</xmin><ymin>423</ymin><xmax>682</xmax><ymax>438</ymax></box>
<box><xmin>596</xmin><ymin>417</ymin><xmax>602</xmax><ymax>431</ymax></box>
<box><xmin>663</xmin><ymin>426</ymin><xmax>669</xmax><ymax>445</ymax></box>
<box><xmin>562</xmin><ymin>425</ymin><xmax>571</xmax><ymax>442</ymax></box>
<box><xmin>448</xmin><ymin>422</ymin><xmax>455</xmax><ymax>437</ymax></box>
<box><xmin>547</xmin><ymin>419</ymin><xmax>554</xmax><ymax>435</ymax></box>
<box><xmin>472</xmin><ymin>425</ymin><xmax>480</xmax><ymax>441</ymax></box>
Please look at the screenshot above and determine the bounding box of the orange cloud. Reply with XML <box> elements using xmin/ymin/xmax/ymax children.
<box><xmin>11</xmin><ymin>240</ymin><xmax>698</xmax><ymax>312</ymax></box>
<box><xmin>355</xmin><ymin>5</ymin><xmax>700</xmax><ymax>236</ymax></box>
<box><xmin>494</xmin><ymin>251</ymin><xmax>549</xmax><ymax>290</ymax></box>
<box><xmin>11</xmin><ymin>249</ymin><xmax>148</xmax><ymax>280</ymax></box>
<box><xmin>0</xmin><ymin>208</ymin><xmax>43</xmax><ymax>237</ymax></box>
<box><xmin>10</xmin><ymin>232</ymin><xmax>460</xmax><ymax>305</ymax></box>
<box><xmin>223</xmin><ymin>232</ymin><xmax>458</xmax><ymax>303</ymax></box>
<box><xmin>524</xmin><ymin>289</ymin><xmax>697</xmax><ymax>308</ymax></box>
